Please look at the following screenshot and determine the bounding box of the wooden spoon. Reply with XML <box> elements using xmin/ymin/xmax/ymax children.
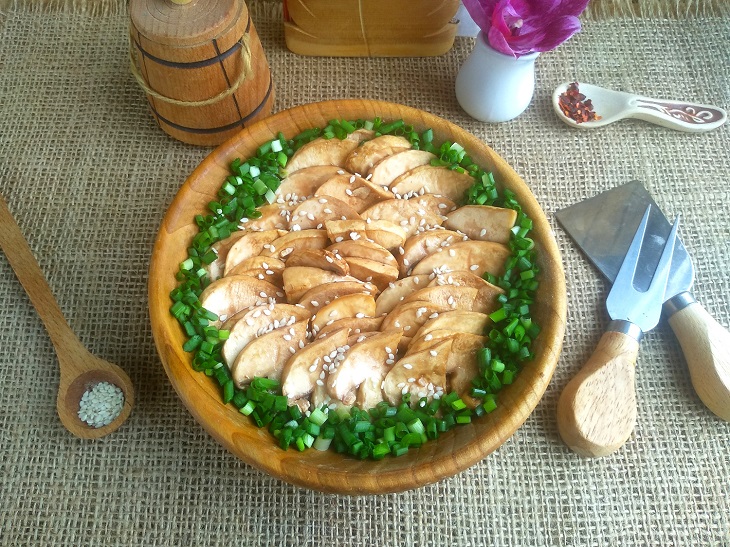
<box><xmin>0</xmin><ymin>194</ymin><xmax>134</xmax><ymax>438</ymax></box>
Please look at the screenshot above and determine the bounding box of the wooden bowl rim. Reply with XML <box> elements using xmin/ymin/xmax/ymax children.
<box><xmin>149</xmin><ymin>99</ymin><xmax>567</xmax><ymax>494</ymax></box>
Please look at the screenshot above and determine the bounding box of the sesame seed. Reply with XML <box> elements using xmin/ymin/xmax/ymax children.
<box><xmin>470</xmin><ymin>264</ymin><xmax>479</xmax><ymax>271</ymax></box>
<box><xmin>403</xmin><ymin>363</ymin><xmax>413</xmax><ymax>370</ymax></box>
<box><xmin>429</xmin><ymin>350</ymin><xmax>438</xmax><ymax>357</ymax></box>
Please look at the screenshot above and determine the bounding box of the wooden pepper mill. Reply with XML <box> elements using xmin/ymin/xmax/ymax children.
<box><xmin>129</xmin><ymin>0</ymin><xmax>274</xmax><ymax>146</ymax></box>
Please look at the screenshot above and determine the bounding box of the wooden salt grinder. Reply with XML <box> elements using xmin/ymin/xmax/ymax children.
<box><xmin>129</xmin><ymin>0</ymin><xmax>274</xmax><ymax>146</ymax></box>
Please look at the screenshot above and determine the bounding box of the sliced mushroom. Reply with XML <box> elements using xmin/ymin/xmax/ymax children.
<box><xmin>409</xmin><ymin>239</ymin><xmax>511</xmax><ymax>279</ymax></box>
<box><xmin>222</xmin><ymin>303</ymin><xmax>312</xmax><ymax>367</ymax></box>
<box><xmin>389</xmin><ymin>165</ymin><xmax>476</xmax><ymax>202</ymax></box>
<box><xmin>402</xmin><ymin>285</ymin><xmax>500</xmax><ymax>314</ymax></box>
<box><xmin>316</xmin><ymin>315</ymin><xmax>384</xmax><ymax>338</ymax></box>
<box><xmin>205</xmin><ymin>231</ymin><xmax>247</xmax><ymax>281</ymax></box>
<box><xmin>411</xmin><ymin>309</ymin><xmax>491</xmax><ymax>342</ymax></box>
<box><xmin>444</xmin><ymin>205</ymin><xmax>517</xmax><ymax>244</ymax></box>
<box><xmin>282</xmin><ymin>266</ymin><xmax>366</xmax><ymax>302</ymax></box>
<box><xmin>276</xmin><ymin>165</ymin><xmax>344</xmax><ymax>202</ymax></box>
<box><xmin>324</xmin><ymin>219</ymin><xmax>408</xmax><ymax>252</ymax></box>
<box><xmin>285</xmin><ymin>137</ymin><xmax>361</xmax><ymax>174</ymax></box>
<box><xmin>199</xmin><ymin>275</ymin><xmax>284</xmax><ymax>325</ymax></box>
<box><xmin>311</xmin><ymin>292</ymin><xmax>377</xmax><ymax>334</ymax></box>
<box><xmin>344</xmin><ymin>135</ymin><xmax>412</xmax><ymax>176</ymax></box>
<box><xmin>230</xmin><ymin>320</ymin><xmax>309</xmax><ymax>387</ymax></box>
<box><xmin>380</xmin><ymin>300</ymin><xmax>450</xmax><ymax>337</ymax></box>
<box><xmin>327</xmin><ymin>329</ymin><xmax>404</xmax><ymax>406</ymax></box>
<box><xmin>427</xmin><ymin>269</ymin><xmax>503</xmax><ymax>292</ymax></box>
<box><xmin>289</xmin><ymin>196</ymin><xmax>361</xmax><ymax>231</ymax></box>
<box><xmin>343</xmin><ymin>256</ymin><xmax>399</xmax><ymax>292</ymax></box>
<box><xmin>314</xmin><ymin>173</ymin><xmax>392</xmax><ymax>213</ymax></box>
<box><xmin>259</xmin><ymin>229</ymin><xmax>329</xmax><ymax>261</ymax></box>
<box><xmin>446</xmin><ymin>334</ymin><xmax>486</xmax><ymax>408</ymax></box>
<box><xmin>382</xmin><ymin>338</ymin><xmax>452</xmax><ymax>405</ymax></box>
<box><xmin>242</xmin><ymin>202</ymin><xmax>293</xmax><ymax>232</ymax></box>
<box><xmin>373</xmin><ymin>274</ymin><xmax>431</xmax><ymax>316</ymax></box>
<box><xmin>285</xmin><ymin>248</ymin><xmax>349</xmax><ymax>276</ymax></box>
<box><xmin>281</xmin><ymin>327</ymin><xmax>350</xmax><ymax>403</ymax></box>
<box><xmin>368</xmin><ymin>149</ymin><xmax>436</xmax><ymax>187</ymax></box>
<box><xmin>327</xmin><ymin>239</ymin><xmax>398</xmax><ymax>270</ymax></box>
<box><xmin>360</xmin><ymin>198</ymin><xmax>444</xmax><ymax>238</ymax></box>
<box><xmin>298</xmin><ymin>280</ymin><xmax>378</xmax><ymax>314</ymax></box>
<box><xmin>224</xmin><ymin>229</ymin><xmax>287</xmax><ymax>275</ymax></box>
<box><xmin>397</xmin><ymin>228</ymin><xmax>466</xmax><ymax>276</ymax></box>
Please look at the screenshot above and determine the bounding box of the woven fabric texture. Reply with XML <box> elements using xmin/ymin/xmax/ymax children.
<box><xmin>0</xmin><ymin>2</ymin><xmax>728</xmax><ymax>546</ymax></box>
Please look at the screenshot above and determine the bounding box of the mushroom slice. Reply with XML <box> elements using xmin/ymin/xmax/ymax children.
<box><xmin>402</xmin><ymin>285</ymin><xmax>500</xmax><ymax>314</ymax></box>
<box><xmin>225</xmin><ymin>255</ymin><xmax>286</xmax><ymax>276</ymax></box>
<box><xmin>199</xmin><ymin>276</ymin><xmax>284</xmax><ymax>325</ymax></box>
<box><xmin>282</xmin><ymin>266</ymin><xmax>365</xmax><ymax>302</ymax></box>
<box><xmin>344</xmin><ymin>257</ymin><xmax>399</xmax><ymax>292</ymax></box>
<box><xmin>242</xmin><ymin>202</ymin><xmax>293</xmax><ymax>232</ymax></box>
<box><xmin>409</xmin><ymin>239</ymin><xmax>511</xmax><ymax>279</ymax></box>
<box><xmin>327</xmin><ymin>239</ymin><xmax>398</xmax><ymax>270</ymax></box>
<box><xmin>383</xmin><ymin>339</ymin><xmax>452</xmax><ymax>405</ymax></box>
<box><xmin>222</xmin><ymin>303</ymin><xmax>312</xmax><ymax>367</ymax></box>
<box><xmin>411</xmin><ymin>310</ymin><xmax>491</xmax><ymax>342</ymax></box>
<box><xmin>316</xmin><ymin>315</ymin><xmax>384</xmax><ymax>338</ymax></box>
<box><xmin>344</xmin><ymin>135</ymin><xmax>412</xmax><ymax>176</ymax></box>
<box><xmin>327</xmin><ymin>329</ymin><xmax>404</xmax><ymax>406</ymax></box>
<box><xmin>285</xmin><ymin>248</ymin><xmax>349</xmax><ymax>276</ymax></box>
<box><xmin>444</xmin><ymin>205</ymin><xmax>517</xmax><ymax>244</ymax></box>
<box><xmin>259</xmin><ymin>229</ymin><xmax>329</xmax><ymax>261</ymax></box>
<box><xmin>281</xmin><ymin>327</ymin><xmax>351</xmax><ymax>403</ymax></box>
<box><xmin>397</xmin><ymin>229</ymin><xmax>465</xmax><ymax>276</ymax></box>
<box><xmin>368</xmin><ymin>149</ymin><xmax>436</xmax><ymax>187</ymax></box>
<box><xmin>314</xmin><ymin>173</ymin><xmax>392</xmax><ymax>213</ymax></box>
<box><xmin>276</xmin><ymin>165</ymin><xmax>344</xmax><ymax>202</ymax></box>
<box><xmin>380</xmin><ymin>300</ymin><xmax>450</xmax><ymax>337</ymax></box>
<box><xmin>298</xmin><ymin>281</ymin><xmax>377</xmax><ymax>314</ymax></box>
<box><xmin>224</xmin><ymin>266</ymin><xmax>284</xmax><ymax>288</ymax></box>
<box><xmin>311</xmin><ymin>292</ymin><xmax>377</xmax><ymax>334</ymax></box>
<box><xmin>389</xmin><ymin>165</ymin><xmax>475</xmax><ymax>203</ymax></box>
<box><xmin>427</xmin><ymin>269</ymin><xmax>503</xmax><ymax>291</ymax></box>
<box><xmin>408</xmin><ymin>330</ymin><xmax>486</xmax><ymax>367</ymax></box>
<box><xmin>360</xmin><ymin>198</ymin><xmax>444</xmax><ymax>238</ymax></box>
<box><xmin>224</xmin><ymin>229</ymin><xmax>287</xmax><ymax>275</ymax></box>
<box><xmin>285</xmin><ymin>137</ymin><xmax>361</xmax><ymax>174</ymax></box>
<box><xmin>205</xmin><ymin>231</ymin><xmax>247</xmax><ymax>281</ymax></box>
<box><xmin>447</xmin><ymin>336</ymin><xmax>485</xmax><ymax>408</ymax></box>
<box><xmin>230</xmin><ymin>321</ymin><xmax>309</xmax><ymax>387</ymax></box>
<box><xmin>324</xmin><ymin>219</ymin><xmax>408</xmax><ymax>252</ymax></box>
<box><xmin>374</xmin><ymin>275</ymin><xmax>431</xmax><ymax>315</ymax></box>
<box><xmin>289</xmin><ymin>196</ymin><xmax>361</xmax><ymax>231</ymax></box>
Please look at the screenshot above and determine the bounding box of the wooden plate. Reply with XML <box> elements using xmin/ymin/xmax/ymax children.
<box><xmin>149</xmin><ymin>99</ymin><xmax>567</xmax><ymax>494</ymax></box>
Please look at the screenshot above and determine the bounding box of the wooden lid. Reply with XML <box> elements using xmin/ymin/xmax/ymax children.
<box><xmin>130</xmin><ymin>0</ymin><xmax>243</xmax><ymax>47</ymax></box>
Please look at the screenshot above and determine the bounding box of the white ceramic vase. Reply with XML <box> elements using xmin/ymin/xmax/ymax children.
<box><xmin>455</xmin><ymin>31</ymin><xmax>539</xmax><ymax>123</ymax></box>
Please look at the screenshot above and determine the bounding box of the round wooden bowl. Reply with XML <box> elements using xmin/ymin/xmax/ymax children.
<box><xmin>149</xmin><ymin>99</ymin><xmax>566</xmax><ymax>494</ymax></box>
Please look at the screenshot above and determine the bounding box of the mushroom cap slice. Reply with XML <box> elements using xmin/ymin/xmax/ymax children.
<box><xmin>222</xmin><ymin>303</ymin><xmax>312</xmax><ymax>367</ymax></box>
<box><xmin>368</xmin><ymin>149</ymin><xmax>436</xmax><ymax>187</ymax></box>
<box><xmin>282</xmin><ymin>266</ymin><xmax>366</xmax><ymax>302</ymax></box>
<box><xmin>281</xmin><ymin>327</ymin><xmax>351</xmax><ymax>403</ymax></box>
<box><xmin>205</xmin><ymin>230</ymin><xmax>247</xmax><ymax>281</ymax></box>
<box><xmin>259</xmin><ymin>229</ymin><xmax>329</xmax><ymax>261</ymax></box>
<box><xmin>407</xmin><ymin>330</ymin><xmax>486</xmax><ymax>371</ymax></box>
<box><xmin>285</xmin><ymin>248</ymin><xmax>349</xmax><ymax>276</ymax></box>
<box><xmin>447</xmin><ymin>337</ymin><xmax>485</xmax><ymax>408</ymax></box>
<box><xmin>344</xmin><ymin>135</ymin><xmax>412</xmax><ymax>176</ymax></box>
<box><xmin>324</xmin><ymin>219</ymin><xmax>408</xmax><ymax>252</ymax></box>
<box><xmin>373</xmin><ymin>274</ymin><xmax>431</xmax><ymax>315</ymax></box>
<box><xmin>314</xmin><ymin>173</ymin><xmax>392</xmax><ymax>213</ymax></box>
<box><xmin>224</xmin><ymin>229</ymin><xmax>287</xmax><ymax>275</ymax></box>
<box><xmin>360</xmin><ymin>198</ymin><xmax>445</xmax><ymax>238</ymax></box>
<box><xmin>402</xmin><ymin>285</ymin><xmax>500</xmax><ymax>314</ymax></box>
<box><xmin>298</xmin><ymin>280</ymin><xmax>377</xmax><ymax>314</ymax></box>
<box><xmin>231</xmin><ymin>321</ymin><xmax>309</xmax><ymax>387</ymax></box>
<box><xmin>316</xmin><ymin>315</ymin><xmax>384</xmax><ymax>338</ymax></box>
<box><xmin>382</xmin><ymin>338</ymin><xmax>452</xmax><ymax>405</ymax></box>
<box><xmin>276</xmin><ymin>165</ymin><xmax>344</xmax><ymax>202</ymax></box>
<box><xmin>326</xmin><ymin>329</ymin><xmax>404</xmax><ymax>406</ymax></box>
<box><xmin>444</xmin><ymin>205</ymin><xmax>517</xmax><ymax>244</ymax></box>
<box><xmin>343</xmin><ymin>256</ymin><xmax>399</xmax><ymax>292</ymax></box>
<box><xmin>199</xmin><ymin>275</ymin><xmax>284</xmax><ymax>325</ymax></box>
<box><xmin>380</xmin><ymin>300</ymin><xmax>450</xmax><ymax>336</ymax></box>
<box><xmin>411</xmin><ymin>309</ymin><xmax>491</xmax><ymax>341</ymax></box>
<box><xmin>427</xmin><ymin>269</ymin><xmax>503</xmax><ymax>292</ymax></box>
<box><xmin>327</xmin><ymin>239</ymin><xmax>397</xmax><ymax>269</ymax></box>
<box><xmin>224</xmin><ymin>265</ymin><xmax>284</xmax><ymax>288</ymax></box>
<box><xmin>285</xmin><ymin>137</ymin><xmax>361</xmax><ymax>174</ymax></box>
<box><xmin>409</xmin><ymin>239</ymin><xmax>511</xmax><ymax>279</ymax></box>
<box><xmin>390</xmin><ymin>165</ymin><xmax>475</xmax><ymax>203</ymax></box>
<box><xmin>241</xmin><ymin>202</ymin><xmax>293</xmax><ymax>232</ymax></box>
<box><xmin>397</xmin><ymin>228</ymin><xmax>466</xmax><ymax>276</ymax></box>
<box><xmin>289</xmin><ymin>196</ymin><xmax>361</xmax><ymax>231</ymax></box>
<box><xmin>311</xmin><ymin>292</ymin><xmax>377</xmax><ymax>334</ymax></box>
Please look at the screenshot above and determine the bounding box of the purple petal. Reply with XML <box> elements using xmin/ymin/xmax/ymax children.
<box><xmin>487</xmin><ymin>26</ymin><xmax>517</xmax><ymax>56</ymax></box>
<box><xmin>508</xmin><ymin>15</ymin><xmax>582</xmax><ymax>53</ymax></box>
<box><xmin>462</xmin><ymin>0</ymin><xmax>500</xmax><ymax>33</ymax></box>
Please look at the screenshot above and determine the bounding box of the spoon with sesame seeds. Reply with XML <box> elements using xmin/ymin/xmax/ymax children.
<box><xmin>0</xmin><ymin>194</ymin><xmax>134</xmax><ymax>438</ymax></box>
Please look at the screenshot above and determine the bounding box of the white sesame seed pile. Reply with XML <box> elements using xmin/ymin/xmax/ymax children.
<box><xmin>78</xmin><ymin>382</ymin><xmax>124</xmax><ymax>428</ymax></box>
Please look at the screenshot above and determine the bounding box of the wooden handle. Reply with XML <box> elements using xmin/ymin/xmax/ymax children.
<box><xmin>557</xmin><ymin>330</ymin><xmax>640</xmax><ymax>457</ymax></box>
<box><xmin>668</xmin><ymin>302</ymin><xmax>730</xmax><ymax>421</ymax></box>
<box><xmin>0</xmin><ymin>194</ymin><xmax>77</xmax><ymax>358</ymax></box>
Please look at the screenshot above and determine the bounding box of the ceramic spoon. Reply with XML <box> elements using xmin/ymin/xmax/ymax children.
<box><xmin>0</xmin><ymin>193</ymin><xmax>134</xmax><ymax>438</ymax></box>
<box><xmin>552</xmin><ymin>82</ymin><xmax>728</xmax><ymax>133</ymax></box>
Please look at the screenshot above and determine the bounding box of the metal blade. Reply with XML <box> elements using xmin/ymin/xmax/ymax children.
<box><xmin>555</xmin><ymin>181</ymin><xmax>694</xmax><ymax>299</ymax></box>
<box><xmin>606</xmin><ymin>207</ymin><xmax>679</xmax><ymax>332</ymax></box>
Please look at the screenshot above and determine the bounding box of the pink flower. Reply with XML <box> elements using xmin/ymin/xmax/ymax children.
<box><xmin>463</xmin><ymin>0</ymin><xmax>589</xmax><ymax>57</ymax></box>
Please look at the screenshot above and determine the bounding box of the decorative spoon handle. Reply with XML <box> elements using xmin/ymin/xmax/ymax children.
<box><xmin>630</xmin><ymin>96</ymin><xmax>727</xmax><ymax>133</ymax></box>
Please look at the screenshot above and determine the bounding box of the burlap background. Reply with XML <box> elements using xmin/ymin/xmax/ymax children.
<box><xmin>1</xmin><ymin>1</ymin><xmax>728</xmax><ymax>545</ymax></box>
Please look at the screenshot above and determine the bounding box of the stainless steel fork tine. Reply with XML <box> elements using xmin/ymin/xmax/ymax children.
<box><xmin>645</xmin><ymin>213</ymin><xmax>680</xmax><ymax>303</ymax></box>
<box><xmin>613</xmin><ymin>205</ymin><xmax>651</xmax><ymax>291</ymax></box>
